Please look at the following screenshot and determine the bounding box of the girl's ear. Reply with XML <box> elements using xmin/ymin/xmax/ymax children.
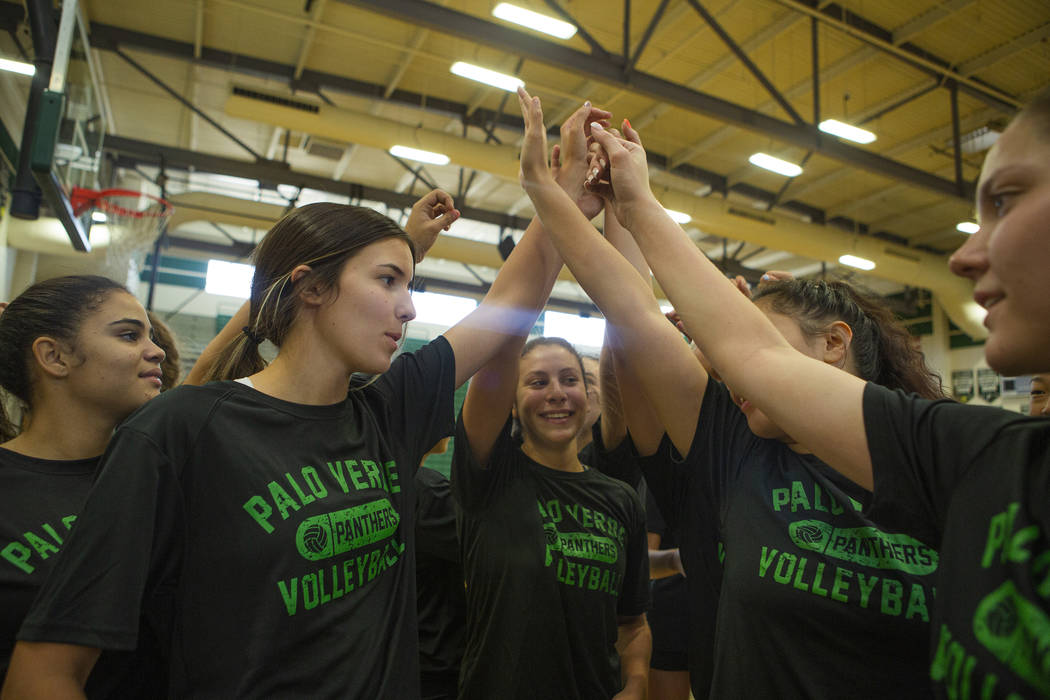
<box><xmin>30</xmin><ymin>336</ymin><xmax>72</xmax><ymax>379</ymax></box>
<box><xmin>822</xmin><ymin>321</ymin><xmax>854</xmax><ymax>369</ymax></box>
<box><xmin>292</xmin><ymin>265</ymin><xmax>327</xmax><ymax>306</ymax></box>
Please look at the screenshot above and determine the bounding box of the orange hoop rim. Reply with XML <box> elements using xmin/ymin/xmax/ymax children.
<box><xmin>70</xmin><ymin>186</ymin><xmax>174</xmax><ymax>219</ymax></box>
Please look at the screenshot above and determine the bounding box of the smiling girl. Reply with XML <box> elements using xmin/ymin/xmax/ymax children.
<box><xmin>1</xmin><ymin>177</ymin><xmax>581</xmax><ymax>697</ymax></box>
<box><xmin>0</xmin><ymin>276</ymin><xmax>166</xmax><ymax>696</ymax></box>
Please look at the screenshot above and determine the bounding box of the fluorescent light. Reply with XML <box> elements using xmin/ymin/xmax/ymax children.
<box><xmin>492</xmin><ymin>3</ymin><xmax>577</xmax><ymax>39</ymax></box>
<box><xmin>664</xmin><ymin>208</ymin><xmax>692</xmax><ymax>225</ymax></box>
<box><xmin>206</xmin><ymin>259</ymin><xmax>255</xmax><ymax>299</ymax></box>
<box><xmin>956</xmin><ymin>221</ymin><xmax>980</xmax><ymax>234</ymax></box>
<box><xmin>450</xmin><ymin>62</ymin><xmax>524</xmax><ymax>92</ymax></box>
<box><xmin>91</xmin><ymin>211</ymin><xmax>107</xmax><ymax>224</ymax></box>
<box><xmin>410</xmin><ymin>291</ymin><xmax>478</xmax><ymax>327</ymax></box>
<box><xmin>838</xmin><ymin>254</ymin><xmax>875</xmax><ymax>271</ymax></box>
<box><xmin>819</xmin><ymin>119</ymin><xmax>876</xmax><ymax>144</ymax></box>
<box><xmin>0</xmin><ymin>57</ymin><xmax>35</xmax><ymax>76</ymax></box>
<box><xmin>749</xmin><ymin>153</ymin><xmax>803</xmax><ymax>177</ymax></box>
<box><xmin>389</xmin><ymin>145</ymin><xmax>450</xmax><ymax>166</ymax></box>
<box><xmin>544</xmin><ymin>310</ymin><xmax>606</xmax><ymax>349</ymax></box>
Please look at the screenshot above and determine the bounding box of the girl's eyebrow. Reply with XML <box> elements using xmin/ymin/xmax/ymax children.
<box><xmin>108</xmin><ymin>318</ymin><xmax>146</xmax><ymax>328</ymax></box>
<box><xmin>377</xmin><ymin>263</ymin><xmax>408</xmax><ymax>277</ymax></box>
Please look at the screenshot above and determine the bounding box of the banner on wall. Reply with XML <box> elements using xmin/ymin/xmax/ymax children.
<box><xmin>977</xmin><ymin>368</ymin><xmax>1001</xmax><ymax>403</ymax></box>
<box><xmin>952</xmin><ymin>369</ymin><xmax>975</xmax><ymax>403</ymax></box>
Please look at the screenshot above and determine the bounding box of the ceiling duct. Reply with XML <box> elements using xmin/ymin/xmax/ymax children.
<box><xmin>223</xmin><ymin>89</ymin><xmax>985</xmax><ymax>339</ymax></box>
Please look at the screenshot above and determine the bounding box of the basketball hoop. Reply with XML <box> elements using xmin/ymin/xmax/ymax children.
<box><xmin>70</xmin><ymin>187</ymin><xmax>174</xmax><ymax>283</ymax></box>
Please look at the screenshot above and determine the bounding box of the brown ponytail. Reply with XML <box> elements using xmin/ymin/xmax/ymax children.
<box><xmin>202</xmin><ymin>203</ymin><xmax>416</xmax><ymax>382</ymax></box>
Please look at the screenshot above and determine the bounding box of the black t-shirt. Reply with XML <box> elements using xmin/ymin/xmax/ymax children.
<box><xmin>865</xmin><ymin>383</ymin><xmax>1050</xmax><ymax>698</ymax></box>
<box><xmin>641</xmin><ymin>380</ymin><xmax>938</xmax><ymax>698</ymax></box>
<box><xmin>19</xmin><ymin>337</ymin><xmax>456</xmax><ymax>699</ymax></box>
<box><xmin>0</xmin><ymin>448</ymin><xmax>166</xmax><ymax>697</ymax></box>
<box><xmin>414</xmin><ymin>466</ymin><xmax>466</xmax><ymax>689</ymax></box>
<box><xmin>452</xmin><ymin>417</ymin><xmax>650</xmax><ymax>700</ymax></box>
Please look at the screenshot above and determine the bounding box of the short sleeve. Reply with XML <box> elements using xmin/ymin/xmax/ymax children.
<box><xmin>450</xmin><ymin>413</ymin><xmax>518</xmax><ymax>513</ymax></box>
<box><xmin>640</xmin><ymin>380</ymin><xmax>754</xmax><ymax>535</ymax></box>
<box><xmin>616</xmin><ymin>487</ymin><xmax>650</xmax><ymax>617</ymax></box>
<box><xmin>18</xmin><ymin>429</ymin><xmax>184</xmax><ymax>650</ymax></box>
<box><xmin>370</xmin><ymin>337</ymin><xmax>457</xmax><ymax>474</ymax></box>
<box><xmin>863</xmin><ymin>383</ymin><xmax>1024</xmax><ymax>532</ymax></box>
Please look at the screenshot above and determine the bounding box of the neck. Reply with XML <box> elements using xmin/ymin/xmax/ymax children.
<box><xmin>3</xmin><ymin>399</ymin><xmax>115</xmax><ymax>460</ymax></box>
<box><xmin>249</xmin><ymin>329</ymin><xmax>354</xmax><ymax>405</ymax></box>
<box><xmin>522</xmin><ymin>439</ymin><xmax>584</xmax><ymax>472</ymax></box>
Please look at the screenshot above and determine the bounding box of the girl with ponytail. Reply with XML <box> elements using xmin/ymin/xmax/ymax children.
<box><xmin>0</xmin><ymin>275</ymin><xmax>166</xmax><ymax>696</ymax></box>
<box><xmin>2</xmin><ymin>169</ymin><xmax>590</xmax><ymax>697</ymax></box>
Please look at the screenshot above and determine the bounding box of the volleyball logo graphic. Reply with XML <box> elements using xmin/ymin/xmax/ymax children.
<box><xmin>982</xmin><ymin>595</ymin><xmax>1019</xmax><ymax>637</ymax></box>
<box><xmin>794</xmin><ymin>524</ymin><xmax>824</xmax><ymax>544</ymax></box>
<box><xmin>543</xmin><ymin>521</ymin><xmax>561</xmax><ymax>566</ymax></box>
<box><xmin>301</xmin><ymin>523</ymin><xmax>329</xmax><ymax>555</ymax></box>
<box><xmin>789</xmin><ymin>520</ymin><xmax>831</xmax><ymax>552</ymax></box>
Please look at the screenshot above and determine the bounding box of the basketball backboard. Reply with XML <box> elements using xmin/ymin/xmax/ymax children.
<box><xmin>28</xmin><ymin>0</ymin><xmax>106</xmax><ymax>251</ymax></box>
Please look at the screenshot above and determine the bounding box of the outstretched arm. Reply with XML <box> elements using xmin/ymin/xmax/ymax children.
<box><xmin>516</xmin><ymin>88</ymin><xmax>705</xmax><ymax>457</ymax></box>
<box><xmin>448</xmin><ymin>99</ymin><xmax>612</xmax><ymax>466</ymax></box>
<box><xmin>588</xmin><ymin>124</ymin><xmax>873</xmax><ymax>489</ymax></box>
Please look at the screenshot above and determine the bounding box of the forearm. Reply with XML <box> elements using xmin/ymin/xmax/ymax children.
<box><xmin>625</xmin><ymin>200</ymin><xmax>790</xmax><ymax>374</ymax></box>
<box><xmin>615</xmin><ymin>616</ymin><xmax>652</xmax><ymax>698</ymax></box>
<box><xmin>445</xmin><ymin>215</ymin><xmax>562</xmax><ymax>387</ymax></box>
<box><xmin>528</xmin><ymin>180</ymin><xmax>658</xmax><ymax>325</ymax></box>
<box><xmin>649</xmin><ymin>548</ymin><xmax>683</xmax><ymax>579</ymax></box>
<box><xmin>2</xmin><ymin>642</ymin><xmax>98</xmax><ymax>700</ymax></box>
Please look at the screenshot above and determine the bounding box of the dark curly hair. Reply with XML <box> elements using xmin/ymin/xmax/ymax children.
<box><xmin>752</xmin><ymin>279</ymin><xmax>943</xmax><ymax>399</ymax></box>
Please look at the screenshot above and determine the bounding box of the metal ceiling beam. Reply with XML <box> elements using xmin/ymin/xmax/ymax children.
<box><xmin>104</xmin><ymin>135</ymin><xmax>535</xmax><ymax>232</ymax></box>
<box><xmin>337</xmin><ymin>0</ymin><xmax>971</xmax><ymax>200</ymax></box>
<box><xmin>773</xmin><ymin>0</ymin><xmax>1021</xmax><ymax>110</ymax></box>
<box><xmin>685</xmin><ymin>0</ymin><xmax>805</xmax><ymax>125</ymax></box>
<box><xmin>957</xmin><ymin>22</ymin><xmax>1050</xmax><ymax>77</ymax></box>
<box><xmin>892</xmin><ymin>0</ymin><xmax>975</xmax><ymax>45</ymax></box>
<box><xmin>81</xmin><ymin>20</ymin><xmax>818</xmax><ymax>222</ymax></box>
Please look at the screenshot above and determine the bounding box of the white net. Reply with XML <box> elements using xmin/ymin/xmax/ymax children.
<box><xmin>96</xmin><ymin>193</ymin><xmax>172</xmax><ymax>286</ymax></box>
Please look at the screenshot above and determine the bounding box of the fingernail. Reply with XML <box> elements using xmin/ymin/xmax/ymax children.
<box><xmin>761</xmin><ymin>274</ymin><xmax>770</xmax><ymax>280</ymax></box>
<box><xmin>599</xmin><ymin>158</ymin><xmax>607</xmax><ymax>168</ymax></box>
<box><xmin>590</xmin><ymin>122</ymin><xmax>603</xmax><ymax>131</ymax></box>
<box><xmin>584</xmin><ymin>100</ymin><xmax>591</xmax><ymax>107</ymax></box>
<box><xmin>624</xmin><ymin>118</ymin><xmax>632</xmax><ymax>130</ymax></box>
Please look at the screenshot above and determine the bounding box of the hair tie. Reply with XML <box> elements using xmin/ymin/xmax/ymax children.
<box><xmin>242</xmin><ymin>326</ymin><xmax>264</xmax><ymax>345</ymax></box>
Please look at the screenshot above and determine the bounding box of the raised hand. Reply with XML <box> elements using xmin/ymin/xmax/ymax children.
<box><xmin>552</xmin><ymin>100</ymin><xmax>611</xmax><ymax>220</ymax></box>
<box><xmin>585</xmin><ymin>119</ymin><xmax>657</xmax><ymax>231</ymax></box>
<box><xmin>517</xmin><ymin>86</ymin><xmax>554</xmax><ymax>193</ymax></box>
<box><xmin>404</xmin><ymin>189</ymin><xmax>460</xmax><ymax>262</ymax></box>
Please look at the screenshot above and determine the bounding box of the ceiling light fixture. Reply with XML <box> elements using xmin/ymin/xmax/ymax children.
<box><xmin>389</xmin><ymin>145</ymin><xmax>451</xmax><ymax>166</ymax></box>
<box><xmin>665</xmin><ymin>208</ymin><xmax>692</xmax><ymax>225</ymax></box>
<box><xmin>0</xmin><ymin>57</ymin><xmax>35</xmax><ymax>76</ymax></box>
<box><xmin>91</xmin><ymin>211</ymin><xmax>107</xmax><ymax>224</ymax></box>
<box><xmin>838</xmin><ymin>254</ymin><xmax>876</xmax><ymax>271</ymax></box>
<box><xmin>956</xmin><ymin>221</ymin><xmax>980</xmax><ymax>234</ymax></box>
<box><xmin>492</xmin><ymin>3</ymin><xmax>577</xmax><ymax>39</ymax></box>
<box><xmin>818</xmin><ymin>119</ymin><xmax>876</xmax><ymax>144</ymax></box>
<box><xmin>450</xmin><ymin>62</ymin><xmax>524</xmax><ymax>92</ymax></box>
<box><xmin>748</xmin><ymin>153</ymin><xmax>803</xmax><ymax>177</ymax></box>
